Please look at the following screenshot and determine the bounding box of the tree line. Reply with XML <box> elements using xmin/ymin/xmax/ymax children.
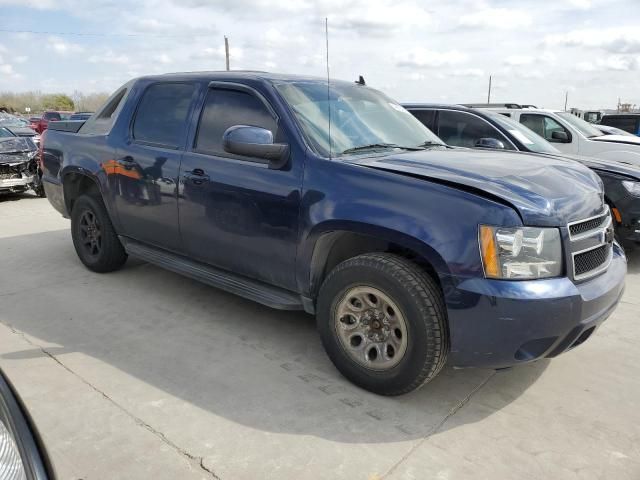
<box><xmin>0</xmin><ymin>90</ymin><xmax>110</xmax><ymax>114</ymax></box>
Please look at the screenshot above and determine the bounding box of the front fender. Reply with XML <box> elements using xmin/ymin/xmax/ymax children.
<box><xmin>296</xmin><ymin>156</ymin><xmax>522</xmax><ymax>298</ymax></box>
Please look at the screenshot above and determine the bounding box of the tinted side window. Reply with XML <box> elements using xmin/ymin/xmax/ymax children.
<box><xmin>132</xmin><ymin>83</ymin><xmax>196</xmax><ymax>148</ymax></box>
<box><xmin>409</xmin><ymin>109</ymin><xmax>436</xmax><ymax>130</ymax></box>
<box><xmin>601</xmin><ymin>116</ymin><xmax>639</xmax><ymax>134</ymax></box>
<box><xmin>195</xmin><ymin>89</ymin><xmax>277</xmax><ymax>156</ymax></box>
<box><xmin>438</xmin><ymin>110</ymin><xmax>514</xmax><ymax>149</ymax></box>
<box><xmin>520</xmin><ymin>114</ymin><xmax>568</xmax><ymax>142</ymax></box>
<box><xmin>79</xmin><ymin>87</ymin><xmax>129</xmax><ymax>135</ymax></box>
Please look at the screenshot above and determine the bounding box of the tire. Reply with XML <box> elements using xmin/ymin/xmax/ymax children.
<box><xmin>317</xmin><ymin>253</ymin><xmax>448</xmax><ymax>396</ymax></box>
<box><xmin>33</xmin><ymin>183</ymin><xmax>46</xmax><ymax>198</ymax></box>
<box><xmin>71</xmin><ymin>194</ymin><xmax>127</xmax><ymax>273</ymax></box>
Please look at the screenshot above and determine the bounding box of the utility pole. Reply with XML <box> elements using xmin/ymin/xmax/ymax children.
<box><xmin>487</xmin><ymin>75</ymin><xmax>492</xmax><ymax>103</ymax></box>
<box><xmin>224</xmin><ymin>36</ymin><xmax>230</xmax><ymax>71</ymax></box>
<box><xmin>564</xmin><ymin>91</ymin><xmax>568</xmax><ymax>111</ymax></box>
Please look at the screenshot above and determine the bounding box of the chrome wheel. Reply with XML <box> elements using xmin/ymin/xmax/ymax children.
<box><xmin>334</xmin><ymin>286</ymin><xmax>408</xmax><ymax>371</ymax></box>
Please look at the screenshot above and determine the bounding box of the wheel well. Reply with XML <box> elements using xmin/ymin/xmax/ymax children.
<box><xmin>63</xmin><ymin>173</ymin><xmax>101</xmax><ymax>214</ymax></box>
<box><xmin>310</xmin><ymin>231</ymin><xmax>441</xmax><ymax>297</ymax></box>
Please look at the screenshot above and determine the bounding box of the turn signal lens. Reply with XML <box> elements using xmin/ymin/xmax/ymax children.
<box><xmin>479</xmin><ymin>225</ymin><xmax>500</xmax><ymax>278</ymax></box>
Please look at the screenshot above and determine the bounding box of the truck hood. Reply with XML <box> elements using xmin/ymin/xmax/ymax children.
<box><xmin>347</xmin><ymin>148</ymin><xmax>604</xmax><ymax>227</ymax></box>
<box><xmin>591</xmin><ymin>134</ymin><xmax>640</xmax><ymax>146</ymax></box>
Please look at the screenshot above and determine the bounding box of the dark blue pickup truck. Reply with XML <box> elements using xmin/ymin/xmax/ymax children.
<box><xmin>42</xmin><ymin>72</ymin><xmax>626</xmax><ymax>395</ymax></box>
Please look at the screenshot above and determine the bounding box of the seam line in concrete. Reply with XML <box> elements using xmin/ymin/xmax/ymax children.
<box><xmin>5</xmin><ymin>323</ymin><xmax>221</xmax><ymax>480</ymax></box>
<box><xmin>381</xmin><ymin>371</ymin><xmax>497</xmax><ymax>479</ymax></box>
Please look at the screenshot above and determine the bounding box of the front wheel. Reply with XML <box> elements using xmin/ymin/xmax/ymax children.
<box><xmin>317</xmin><ymin>253</ymin><xmax>448</xmax><ymax>396</ymax></box>
<box><xmin>71</xmin><ymin>195</ymin><xmax>127</xmax><ymax>273</ymax></box>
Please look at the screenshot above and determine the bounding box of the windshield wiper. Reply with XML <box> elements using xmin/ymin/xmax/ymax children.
<box><xmin>341</xmin><ymin>143</ymin><xmax>402</xmax><ymax>154</ymax></box>
<box><xmin>417</xmin><ymin>140</ymin><xmax>447</xmax><ymax>148</ymax></box>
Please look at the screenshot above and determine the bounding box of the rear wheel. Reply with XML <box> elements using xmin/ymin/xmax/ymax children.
<box><xmin>317</xmin><ymin>253</ymin><xmax>448</xmax><ymax>396</ymax></box>
<box><xmin>71</xmin><ymin>194</ymin><xmax>127</xmax><ymax>272</ymax></box>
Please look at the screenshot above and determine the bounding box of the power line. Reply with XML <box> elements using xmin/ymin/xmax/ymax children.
<box><xmin>0</xmin><ymin>28</ymin><xmax>215</xmax><ymax>38</ymax></box>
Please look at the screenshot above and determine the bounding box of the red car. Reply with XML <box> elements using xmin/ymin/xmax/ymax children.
<box><xmin>30</xmin><ymin>111</ymin><xmax>71</xmax><ymax>134</ymax></box>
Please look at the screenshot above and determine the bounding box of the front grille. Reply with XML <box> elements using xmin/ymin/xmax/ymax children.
<box><xmin>569</xmin><ymin>213</ymin><xmax>607</xmax><ymax>238</ymax></box>
<box><xmin>574</xmin><ymin>245</ymin><xmax>609</xmax><ymax>277</ymax></box>
<box><xmin>568</xmin><ymin>207</ymin><xmax>614</xmax><ymax>281</ymax></box>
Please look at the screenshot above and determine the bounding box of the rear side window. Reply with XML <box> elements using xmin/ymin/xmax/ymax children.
<box><xmin>79</xmin><ymin>86</ymin><xmax>130</xmax><ymax>135</ymax></box>
<box><xmin>601</xmin><ymin>116</ymin><xmax>639</xmax><ymax>134</ymax></box>
<box><xmin>194</xmin><ymin>88</ymin><xmax>277</xmax><ymax>156</ymax></box>
<box><xmin>408</xmin><ymin>109</ymin><xmax>436</xmax><ymax>130</ymax></box>
<box><xmin>133</xmin><ymin>83</ymin><xmax>196</xmax><ymax>148</ymax></box>
<box><xmin>437</xmin><ymin>110</ymin><xmax>514</xmax><ymax>149</ymax></box>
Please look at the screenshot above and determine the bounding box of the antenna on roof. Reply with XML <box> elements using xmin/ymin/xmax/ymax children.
<box><xmin>355</xmin><ymin>75</ymin><xmax>365</xmax><ymax>86</ymax></box>
<box><xmin>325</xmin><ymin>17</ymin><xmax>332</xmax><ymax>159</ymax></box>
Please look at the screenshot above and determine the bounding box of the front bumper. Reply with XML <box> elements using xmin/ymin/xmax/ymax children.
<box><xmin>0</xmin><ymin>173</ymin><xmax>35</xmax><ymax>191</ymax></box>
<box><xmin>445</xmin><ymin>243</ymin><xmax>626</xmax><ymax>368</ymax></box>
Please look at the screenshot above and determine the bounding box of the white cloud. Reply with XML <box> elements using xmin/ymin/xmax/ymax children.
<box><xmin>459</xmin><ymin>8</ymin><xmax>532</xmax><ymax>29</ymax></box>
<box><xmin>88</xmin><ymin>49</ymin><xmax>130</xmax><ymax>65</ymax></box>
<box><xmin>47</xmin><ymin>37</ymin><xmax>84</xmax><ymax>55</ymax></box>
<box><xmin>155</xmin><ymin>54</ymin><xmax>172</xmax><ymax>64</ymax></box>
<box><xmin>504</xmin><ymin>55</ymin><xmax>535</xmax><ymax>66</ymax></box>
<box><xmin>546</xmin><ymin>28</ymin><xmax>640</xmax><ymax>54</ymax></box>
<box><xmin>575</xmin><ymin>56</ymin><xmax>639</xmax><ymax>72</ymax></box>
<box><xmin>449</xmin><ymin>68</ymin><xmax>484</xmax><ymax>77</ymax></box>
<box><xmin>396</xmin><ymin>47</ymin><xmax>467</xmax><ymax>68</ymax></box>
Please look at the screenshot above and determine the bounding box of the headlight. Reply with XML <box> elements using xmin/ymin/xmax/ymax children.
<box><xmin>0</xmin><ymin>418</ymin><xmax>26</xmax><ymax>479</ymax></box>
<box><xmin>479</xmin><ymin>225</ymin><xmax>562</xmax><ymax>279</ymax></box>
<box><xmin>622</xmin><ymin>180</ymin><xmax>640</xmax><ymax>196</ymax></box>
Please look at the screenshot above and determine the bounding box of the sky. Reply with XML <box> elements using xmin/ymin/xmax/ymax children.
<box><xmin>0</xmin><ymin>0</ymin><xmax>639</xmax><ymax>110</ymax></box>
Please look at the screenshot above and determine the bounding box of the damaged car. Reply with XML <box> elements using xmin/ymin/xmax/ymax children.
<box><xmin>0</xmin><ymin>133</ymin><xmax>45</xmax><ymax>197</ymax></box>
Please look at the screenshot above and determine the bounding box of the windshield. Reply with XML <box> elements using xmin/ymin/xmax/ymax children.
<box><xmin>485</xmin><ymin>111</ymin><xmax>560</xmax><ymax>154</ymax></box>
<box><xmin>274</xmin><ymin>81</ymin><xmax>444</xmax><ymax>157</ymax></box>
<box><xmin>0</xmin><ymin>115</ymin><xmax>29</xmax><ymax>128</ymax></box>
<box><xmin>556</xmin><ymin>112</ymin><xmax>604</xmax><ymax>138</ymax></box>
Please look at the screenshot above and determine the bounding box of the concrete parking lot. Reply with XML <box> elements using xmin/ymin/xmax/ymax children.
<box><xmin>0</xmin><ymin>193</ymin><xmax>639</xmax><ymax>480</ymax></box>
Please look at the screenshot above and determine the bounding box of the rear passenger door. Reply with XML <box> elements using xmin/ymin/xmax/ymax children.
<box><xmin>113</xmin><ymin>82</ymin><xmax>198</xmax><ymax>252</ymax></box>
<box><xmin>178</xmin><ymin>84</ymin><xmax>302</xmax><ymax>291</ymax></box>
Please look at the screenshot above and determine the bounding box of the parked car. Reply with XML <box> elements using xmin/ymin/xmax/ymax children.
<box><xmin>600</xmin><ymin>114</ymin><xmax>640</xmax><ymax>136</ymax></box>
<box><xmin>596</xmin><ymin>124</ymin><xmax>637</xmax><ymax>137</ymax></box>
<box><xmin>466</xmin><ymin>104</ymin><xmax>640</xmax><ymax>165</ymax></box>
<box><xmin>0</xmin><ymin>368</ymin><xmax>55</xmax><ymax>479</ymax></box>
<box><xmin>69</xmin><ymin>112</ymin><xmax>93</xmax><ymax>121</ymax></box>
<box><xmin>0</xmin><ymin>113</ymin><xmax>41</xmax><ymax>145</ymax></box>
<box><xmin>0</xmin><ymin>133</ymin><xmax>44</xmax><ymax>196</ymax></box>
<box><xmin>404</xmin><ymin>103</ymin><xmax>640</xmax><ymax>250</ymax></box>
<box><xmin>41</xmin><ymin>72</ymin><xmax>625</xmax><ymax>395</ymax></box>
<box><xmin>30</xmin><ymin>111</ymin><xmax>68</xmax><ymax>134</ymax></box>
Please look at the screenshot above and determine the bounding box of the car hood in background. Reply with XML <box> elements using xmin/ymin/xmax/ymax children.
<box><xmin>0</xmin><ymin>137</ymin><xmax>35</xmax><ymax>164</ymax></box>
<box><xmin>544</xmin><ymin>152</ymin><xmax>640</xmax><ymax>181</ymax></box>
<box><xmin>590</xmin><ymin>134</ymin><xmax>640</xmax><ymax>145</ymax></box>
<box><xmin>347</xmin><ymin>148</ymin><xmax>604</xmax><ymax>227</ymax></box>
<box><xmin>6</xmin><ymin>126</ymin><xmax>38</xmax><ymax>138</ymax></box>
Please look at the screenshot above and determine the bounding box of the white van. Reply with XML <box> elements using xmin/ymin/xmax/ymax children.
<box><xmin>473</xmin><ymin>104</ymin><xmax>640</xmax><ymax>165</ymax></box>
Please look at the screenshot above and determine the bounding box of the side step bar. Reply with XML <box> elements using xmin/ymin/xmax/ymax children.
<box><xmin>121</xmin><ymin>238</ymin><xmax>305</xmax><ymax>311</ymax></box>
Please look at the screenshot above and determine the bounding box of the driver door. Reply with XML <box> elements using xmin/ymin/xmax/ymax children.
<box><xmin>178</xmin><ymin>84</ymin><xmax>303</xmax><ymax>291</ymax></box>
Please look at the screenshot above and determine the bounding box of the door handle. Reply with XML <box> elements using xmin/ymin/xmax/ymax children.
<box><xmin>183</xmin><ymin>169</ymin><xmax>210</xmax><ymax>184</ymax></box>
<box><xmin>117</xmin><ymin>156</ymin><xmax>136</xmax><ymax>170</ymax></box>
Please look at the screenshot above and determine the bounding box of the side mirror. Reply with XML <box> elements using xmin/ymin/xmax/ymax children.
<box><xmin>474</xmin><ymin>138</ymin><xmax>505</xmax><ymax>149</ymax></box>
<box><xmin>223</xmin><ymin>125</ymin><xmax>289</xmax><ymax>169</ymax></box>
<box><xmin>551</xmin><ymin>130</ymin><xmax>569</xmax><ymax>142</ymax></box>
<box><xmin>0</xmin><ymin>369</ymin><xmax>54</xmax><ymax>479</ymax></box>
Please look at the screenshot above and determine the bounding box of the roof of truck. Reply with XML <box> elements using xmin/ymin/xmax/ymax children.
<box><xmin>137</xmin><ymin>70</ymin><xmax>357</xmax><ymax>86</ymax></box>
